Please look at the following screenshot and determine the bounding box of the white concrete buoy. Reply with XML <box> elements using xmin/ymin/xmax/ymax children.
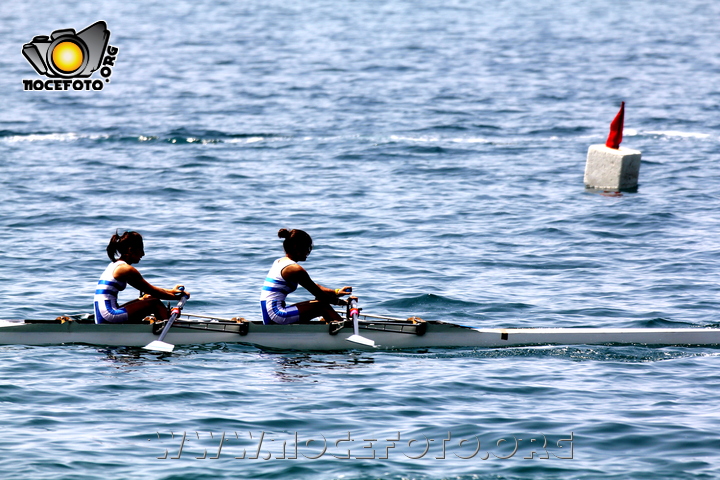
<box><xmin>584</xmin><ymin>102</ymin><xmax>642</xmax><ymax>191</ymax></box>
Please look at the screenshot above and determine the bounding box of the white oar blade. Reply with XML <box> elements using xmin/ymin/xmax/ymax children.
<box><xmin>346</xmin><ymin>334</ymin><xmax>376</xmax><ymax>347</ymax></box>
<box><xmin>143</xmin><ymin>340</ymin><xmax>175</xmax><ymax>353</ymax></box>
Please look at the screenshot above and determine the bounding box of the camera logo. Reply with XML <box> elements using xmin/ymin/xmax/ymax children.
<box><xmin>22</xmin><ymin>21</ymin><xmax>119</xmax><ymax>91</ymax></box>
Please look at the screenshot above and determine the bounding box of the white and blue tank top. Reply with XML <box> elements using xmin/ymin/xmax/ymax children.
<box><xmin>93</xmin><ymin>261</ymin><xmax>128</xmax><ymax>323</ymax></box>
<box><xmin>260</xmin><ymin>257</ymin><xmax>298</xmax><ymax>304</ymax></box>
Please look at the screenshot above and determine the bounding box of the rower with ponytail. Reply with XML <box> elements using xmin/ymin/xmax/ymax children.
<box><xmin>94</xmin><ymin>230</ymin><xmax>189</xmax><ymax>324</ymax></box>
<box><xmin>260</xmin><ymin>228</ymin><xmax>351</xmax><ymax>324</ymax></box>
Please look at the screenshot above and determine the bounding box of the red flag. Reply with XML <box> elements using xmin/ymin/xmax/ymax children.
<box><xmin>605</xmin><ymin>101</ymin><xmax>625</xmax><ymax>149</ymax></box>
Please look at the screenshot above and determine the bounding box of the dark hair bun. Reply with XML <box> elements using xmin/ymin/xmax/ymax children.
<box><xmin>106</xmin><ymin>230</ymin><xmax>143</xmax><ymax>261</ymax></box>
<box><xmin>278</xmin><ymin>228</ymin><xmax>291</xmax><ymax>239</ymax></box>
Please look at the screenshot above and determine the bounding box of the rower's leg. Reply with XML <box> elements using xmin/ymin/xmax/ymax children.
<box><xmin>293</xmin><ymin>300</ymin><xmax>343</xmax><ymax>323</ymax></box>
<box><xmin>122</xmin><ymin>297</ymin><xmax>171</xmax><ymax>323</ymax></box>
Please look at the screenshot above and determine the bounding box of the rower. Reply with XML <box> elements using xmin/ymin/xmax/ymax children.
<box><xmin>94</xmin><ymin>231</ymin><xmax>189</xmax><ymax>324</ymax></box>
<box><xmin>260</xmin><ymin>228</ymin><xmax>351</xmax><ymax>324</ymax></box>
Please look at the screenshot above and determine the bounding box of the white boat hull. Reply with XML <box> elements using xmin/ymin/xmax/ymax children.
<box><xmin>1</xmin><ymin>318</ymin><xmax>720</xmax><ymax>350</ymax></box>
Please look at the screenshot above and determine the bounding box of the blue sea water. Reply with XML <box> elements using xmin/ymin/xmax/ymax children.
<box><xmin>1</xmin><ymin>0</ymin><xmax>720</xmax><ymax>478</ymax></box>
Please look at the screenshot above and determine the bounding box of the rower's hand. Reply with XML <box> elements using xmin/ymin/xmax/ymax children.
<box><xmin>172</xmin><ymin>285</ymin><xmax>190</xmax><ymax>298</ymax></box>
<box><xmin>335</xmin><ymin>286</ymin><xmax>352</xmax><ymax>297</ymax></box>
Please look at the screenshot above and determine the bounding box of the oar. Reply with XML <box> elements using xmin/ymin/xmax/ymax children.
<box><xmin>345</xmin><ymin>297</ymin><xmax>376</xmax><ymax>347</ymax></box>
<box><xmin>143</xmin><ymin>289</ymin><xmax>189</xmax><ymax>353</ymax></box>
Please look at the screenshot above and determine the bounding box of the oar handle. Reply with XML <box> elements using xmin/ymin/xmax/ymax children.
<box><xmin>348</xmin><ymin>297</ymin><xmax>360</xmax><ymax>336</ymax></box>
<box><xmin>169</xmin><ymin>296</ymin><xmax>188</xmax><ymax>318</ymax></box>
<box><xmin>170</xmin><ymin>288</ymin><xmax>188</xmax><ymax>314</ymax></box>
<box><xmin>156</xmin><ymin>289</ymin><xmax>188</xmax><ymax>343</ymax></box>
<box><xmin>344</xmin><ymin>296</ymin><xmax>376</xmax><ymax>347</ymax></box>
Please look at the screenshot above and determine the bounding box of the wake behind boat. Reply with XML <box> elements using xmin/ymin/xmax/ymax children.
<box><xmin>1</xmin><ymin>309</ymin><xmax>720</xmax><ymax>350</ymax></box>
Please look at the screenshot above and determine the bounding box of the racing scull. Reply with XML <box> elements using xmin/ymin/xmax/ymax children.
<box><xmin>0</xmin><ymin>312</ymin><xmax>719</xmax><ymax>350</ymax></box>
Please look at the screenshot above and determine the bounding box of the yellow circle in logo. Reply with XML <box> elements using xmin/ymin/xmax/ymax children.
<box><xmin>52</xmin><ymin>41</ymin><xmax>84</xmax><ymax>73</ymax></box>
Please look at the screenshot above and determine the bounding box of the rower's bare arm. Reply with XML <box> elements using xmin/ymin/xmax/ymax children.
<box><xmin>116</xmin><ymin>264</ymin><xmax>187</xmax><ymax>300</ymax></box>
<box><xmin>283</xmin><ymin>264</ymin><xmax>339</xmax><ymax>304</ymax></box>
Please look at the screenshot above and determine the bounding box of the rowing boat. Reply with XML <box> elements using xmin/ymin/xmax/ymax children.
<box><xmin>1</xmin><ymin>312</ymin><xmax>719</xmax><ymax>350</ymax></box>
